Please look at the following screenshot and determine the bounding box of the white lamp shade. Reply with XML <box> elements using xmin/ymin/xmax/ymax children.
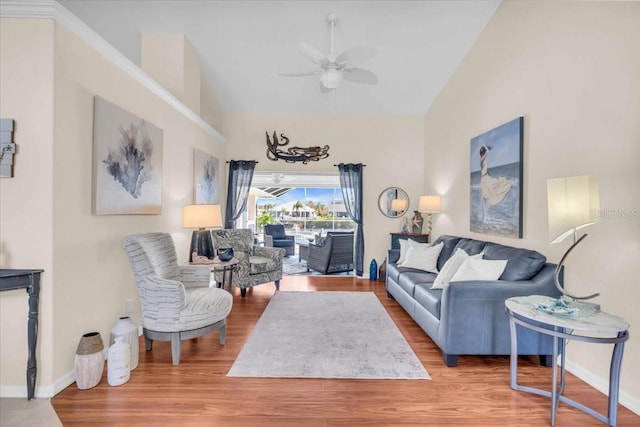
<box><xmin>391</xmin><ymin>198</ymin><xmax>408</xmax><ymax>212</ymax></box>
<box><xmin>547</xmin><ymin>176</ymin><xmax>599</xmax><ymax>243</ymax></box>
<box><xmin>418</xmin><ymin>195</ymin><xmax>442</xmax><ymax>213</ymax></box>
<box><xmin>182</xmin><ymin>204</ymin><xmax>223</xmax><ymax>229</ymax></box>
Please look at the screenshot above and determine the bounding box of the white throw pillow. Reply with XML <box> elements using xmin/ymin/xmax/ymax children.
<box><xmin>431</xmin><ymin>249</ymin><xmax>483</xmax><ymax>289</ymax></box>
<box><xmin>397</xmin><ymin>239</ymin><xmax>412</xmax><ymax>264</ymax></box>
<box><xmin>398</xmin><ymin>242</ymin><xmax>443</xmax><ymax>273</ymax></box>
<box><xmin>450</xmin><ymin>257</ymin><xmax>508</xmax><ymax>282</ymax></box>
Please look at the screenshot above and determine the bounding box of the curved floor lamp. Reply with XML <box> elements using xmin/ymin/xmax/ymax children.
<box><xmin>183</xmin><ymin>204</ymin><xmax>222</xmax><ymax>262</ymax></box>
<box><xmin>547</xmin><ymin>176</ymin><xmax>600</xmax><ymax>315</ymax></box>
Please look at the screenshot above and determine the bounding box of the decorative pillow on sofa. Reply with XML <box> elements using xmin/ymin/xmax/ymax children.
<box><xmin>431</xmin><ymin>249</ymin><xmax>483</xmax><ymax>289</ymax></box>
<box><xmin>397</xmin><ymin>239</ymin><xmax>412</xmax><ymax>264</ymax></box>
<box><xmin>450</xmin><ymin>257</ymin><xmax>508</xmax><ymax>282</ymax></box>
<box><xmin>398</xmin><ymin>242</ymin><xmax>443</xmax><ymax>273</ymax></box>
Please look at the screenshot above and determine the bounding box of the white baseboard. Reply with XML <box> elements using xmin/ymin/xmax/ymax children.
<box><xmin>566</xmin><ymin>359</ymin><xmax>640</xmax><ymax>416</ymax></box>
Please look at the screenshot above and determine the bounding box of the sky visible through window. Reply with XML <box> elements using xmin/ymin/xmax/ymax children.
<box><xmin>257</xmin><ymin>187</ymin><xmax>342</xmax><ymax>206</ymax></box>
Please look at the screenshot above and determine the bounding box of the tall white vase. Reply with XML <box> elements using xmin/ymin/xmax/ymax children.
<box><xmin>110</xmin><ymin>316</ymin><xmax>139</xmax><ymax>370</ymax></box>
<box><xmin>74</xmin><ymin>332</ymin><xmax>104</xmax><ymax>390</ymax></box>
<box><xmin>107</xmin><ymin>336</ymin><xmax>131</xmax><ymax>386</ymax></box>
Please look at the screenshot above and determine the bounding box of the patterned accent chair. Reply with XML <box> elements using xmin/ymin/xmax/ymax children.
<box><xmin>122</xmin><ymin>233</ymin><xmax>233</xmax><ymax>365</ymax></box>
<box><xmin>306</xmin><ymin>232</ymin><xmax>355</xmax><ymax>274</ymax></box>
<box><xmin>263</xmin><ymin>224</ymin><xmax>295</xmax><ymax>256</ymax></box>
<box><xmin>211</xmin><ymin>229</ymin><xmax>285</xmax><ymax>297</ymax></box>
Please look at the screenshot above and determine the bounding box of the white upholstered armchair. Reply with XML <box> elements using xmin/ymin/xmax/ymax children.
<box><xmin>122</xmin><ymin>233</ymin><xmax>233</xmax><ymax>365</ymax></box>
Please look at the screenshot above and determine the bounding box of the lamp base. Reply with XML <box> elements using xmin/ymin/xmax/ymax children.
<box><xmin>189</xmin><ymin>229</ymin><xmax>214</xmax><ymax>262</ymax></box>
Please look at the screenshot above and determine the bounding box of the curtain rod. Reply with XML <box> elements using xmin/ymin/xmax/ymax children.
<box><xmin>226</xmin><ymin>161</ymin><xmax>259</xmax><ymax>163</ymax></box>
<box><xmin>333</xmin><ymin>164</ymin><xmax>366</xmax><ymax>167</ymax></box>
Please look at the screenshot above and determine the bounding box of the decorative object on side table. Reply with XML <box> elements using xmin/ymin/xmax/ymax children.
<box><xmin>411</xmin><ymin>211</ymin><xmax>423</xmax><ymax>234</ymax></box>
<box><xmin>183</xmin><ymin>204</ymin><xmax>223</xmax><ymax>262</ymax></box>
<box><xmin>418</xmin><ymin>194</ymin><xmax>442</xmax><ymax>234</ymax></box>
<box><xmin>217</xmin><ymin>247</ymin><xmax>234</xmax><ymax>262</ymax></box>
<box><xmin>74</xmin><ymin>332</ymin><xmax>104</xmax><ymax>390</ymax></box>
<box><xmin>546</xmin><ymin>175</ymin><xmax>600</xmax><ymax>315</ymax></box>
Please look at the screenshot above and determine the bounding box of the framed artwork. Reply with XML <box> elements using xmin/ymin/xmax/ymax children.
<box><xmin>470</xmin><ymin>117</ymin><xmax>523</xmax><ymax>238</ymax></box>
<box><xmin>193</xmin><ymin>149</ymin><xmax>220</xmax><ymax>204</ymax></box>
<box><xmin>92</xmin><ymin>96</ymin><xmax>163</xmax><ymax>215</ymax></box>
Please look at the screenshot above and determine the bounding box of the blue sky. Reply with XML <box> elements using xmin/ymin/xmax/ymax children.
<box><xmin>257</xmin><ymin>187</ymin><xmax>342</xmax><ymax>206</ymax></box>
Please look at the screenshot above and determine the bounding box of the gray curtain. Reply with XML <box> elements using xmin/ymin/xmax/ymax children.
<box><xmin>225</xmin><ymin>160</ymin><xmax>256</xmax><ymax>229</ymax></box>
<box><xmin>338</xmin><ymin>163</ymin><xmax>364</xmax><ymax>276</ymax></box>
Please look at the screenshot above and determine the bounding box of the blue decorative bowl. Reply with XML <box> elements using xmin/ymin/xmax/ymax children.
<box><xmin>217</xmin><ymin>248</ymin><xmax>234</xmax><ymax>262</ymax></box>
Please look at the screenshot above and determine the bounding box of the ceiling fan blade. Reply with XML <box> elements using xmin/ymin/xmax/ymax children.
<box><xmin>280</xmin><ymin>70</ymin><xmax>321</xmax><ymax>77</ymax></box>
<box><xmin>336</xmin><ymin>46</ymin><xmax>377</xmax><ymax>67</ymax></box>
<box><xmin>343</xmin><ymin>68</ymin><xmax>378</xmax><ymax>85</ymax></box>
<box><xmin>299</xmin><ymin>42</ymin><xmax>329</xmax><ymax>66</ymax></box>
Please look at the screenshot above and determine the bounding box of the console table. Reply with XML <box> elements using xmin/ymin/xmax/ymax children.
<box><xmin>389</xmin><ymin>232</ymin><xmax>429</xmax><ymax>249</ymax></box>
<box><xmin>505</xmin><ymin>295</ymin><xmax>630</xmax><ymax>426</ymax></box>
<box><xmin>0</xmin><ymin>269</ymin><xmax>44</xmax><ymax>400</ymax></box>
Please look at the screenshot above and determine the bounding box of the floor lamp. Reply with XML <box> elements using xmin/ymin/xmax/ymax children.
<box><xmin>547</xmin><ymin>175</ymin><xmax>600</xmax><ymax>315</ymax></box>
<box><xmin>418</xmin><ymin>195</ymin><xmax>442</xmax><ymax>236</ymax></box>
<box><xmin>183</xmin><ymin>204</ymin><xmax>222</xmax><ymax>262</ymax></box>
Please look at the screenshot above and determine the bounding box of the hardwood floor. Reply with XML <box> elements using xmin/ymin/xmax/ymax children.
<box><xmin>52</xmin><ymin>276</ymin><xmax>639</xmax><ymax>426</ymax></box>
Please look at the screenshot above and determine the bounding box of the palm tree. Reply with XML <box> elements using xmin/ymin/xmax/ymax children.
<box><xmin>293</xmin><ymin>200</ymin><xmax>304</xmax><ymax>218</ymax></box>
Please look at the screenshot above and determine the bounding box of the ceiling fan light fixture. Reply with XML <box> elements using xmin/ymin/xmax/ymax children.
<box><xmin>320</xmin><ymin>69</ymin><xmax>342</xmax><ymax>89</ymax></box>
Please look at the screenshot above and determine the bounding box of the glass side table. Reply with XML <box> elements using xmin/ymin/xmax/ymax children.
<box><xmin>505</xmin><ymin>295</ymin><xmax>630</xmax><ymax>427</ymax></box>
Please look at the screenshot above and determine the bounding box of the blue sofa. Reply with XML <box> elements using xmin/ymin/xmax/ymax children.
<box><xmin>386</xmin><ymin>235</ymin><xmax>562</xmax><ymax>367</ymax></box>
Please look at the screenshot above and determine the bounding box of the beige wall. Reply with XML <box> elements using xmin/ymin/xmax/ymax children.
<box><xmin>0</xmin><ymin>18</ymin><xmax>226</xmax><ymax>397</ymax></box>
<box><xmin>0</xmin><ymin>18</ymin><xmax>56</xmax><ymax>395</ymax></box>
<box><xmin>424</xmin><ymin>1</ymin><xmax>640</xmax><ymax>410</ymax></box>
<box><xmin>224</xmin><ymin>112</ymin><xmax>425</xmax><ymax>267</ymax></box>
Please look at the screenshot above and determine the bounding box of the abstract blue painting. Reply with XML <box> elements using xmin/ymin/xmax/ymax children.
<box><xmin>470</xmin><ymin>117</ymin><xmax>523</xmax><ymax>238</ymax></box>
<box><xmin>93</xmin><ymin>96</ymin><xmax>163</xmax><ymax>215</ymax></box>
<box><xmin>194</xmin><ymin>149</ymin><xmax>219</xmax><ymax>204</ymax></box>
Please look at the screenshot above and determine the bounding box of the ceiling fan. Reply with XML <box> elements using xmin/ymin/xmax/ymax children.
<box><xmin>280</xmin><ymin>13</ymin><xmax>378</xmax><ymax>92</ymax></box>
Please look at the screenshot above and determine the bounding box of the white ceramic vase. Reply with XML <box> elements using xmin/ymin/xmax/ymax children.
<box><xmin>108</xmin><ymin>336</ymin><xmax>131</xmax><ymax>386</ymax></box>
<box><xmin>110</xmin><ymin>316</ymin><xmax>139</xmax><ymax>370</ymax></box>
<box><xmin>74</xmin><ymin>332</ymin><xmax>104</xmax><ymax>390</ymax></box>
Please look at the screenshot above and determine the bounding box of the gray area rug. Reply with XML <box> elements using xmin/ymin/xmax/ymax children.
<box><xmin>227</xmin><ymin>291</ymin><xmax>430</xmax><ymax>379</ymax></box>
<box><xmin>282</xmin><ymin>255</ymin><xmax>309</xmax><ymax>275</ymax></box>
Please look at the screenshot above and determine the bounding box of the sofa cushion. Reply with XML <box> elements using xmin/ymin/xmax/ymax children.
<box><xmin>483</xmin><ymin>243</ymin><xmax>547</xmax><ymax>281</ymax></box>
<box><xmin>398</xmin><ymin>270</ymin><xmax>437</xmax><ymax>297</ymax></box>
<box><xmin>265</xmin><ymin>224</ymin><xmax>286</xmax><ymax>239</ymax></box>
<box><xmin>272</xmin><ymin>239</ymin><xmax>295</xmax><ymax>248</ymax></box>
<box><xmin>432</xmin><ymin>235</ymin><xmax>463</xmax><ymax>271</ymax></box>
<box><xmin>453</xmin><ymin>238</ymin><xmax>487</xmax><ymax>256</ymax></box>
<box><xmin>414</xmin><ymin>284</ymin><xmax>443</xmax><ymax>319</ymax></box>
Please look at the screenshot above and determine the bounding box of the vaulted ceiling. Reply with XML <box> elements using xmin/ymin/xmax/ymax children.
<box><xmin>58</xmin><ymin>0</ymin><xmax>500</xmax><ymax>115</ymax></box>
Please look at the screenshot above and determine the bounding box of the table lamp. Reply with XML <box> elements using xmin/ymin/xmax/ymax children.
<box><xmin>547</xmin><ymin>175</ymin><xmax>600</xmax><ymax>314</ymax></box>
<box><xmin>418</xmin><ymin>195</ymin><xmax>442</xmax><ymax>235</ymax></box>
<box><xmin>391</xmin><ymin>198</ymin><xmax>408</xmax><ymax>215</ymax></box>
<box><xmin>183</xmin><ymin>204</ymin><xmax>222</xmax><ymax>262</ymax></box>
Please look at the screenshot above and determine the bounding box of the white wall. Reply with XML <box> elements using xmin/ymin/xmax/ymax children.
<box><xmin>424</xmin><ymin>1</ymin><xmax>640</xmax><ymax>412</ymax></box>
<box><xmin>0</xmin><ymin>17</ymin><xmax>226</xmax><ymax>397</ymax></box>
<box><xmin>224</xmin><ymin>112</ymin><xmax>425</xmax><ymax>269</ymax></box>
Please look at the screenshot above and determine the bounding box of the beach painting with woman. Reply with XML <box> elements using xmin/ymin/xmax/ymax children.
<box><xmin>470</xmin><ymin>117</ymin><xmax>523</xmax><ymax>238</ymax></box>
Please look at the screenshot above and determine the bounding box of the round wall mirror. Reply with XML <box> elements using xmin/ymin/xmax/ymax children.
<box><xmin>378</xmin><ymin>187</ymin><xmax>410</xmax><ymax>218</ymax></box>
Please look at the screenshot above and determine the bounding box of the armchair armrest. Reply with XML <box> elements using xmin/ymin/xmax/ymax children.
<box><xmin>177</xmin><ymin>265</ymin><xmax>211</xmax><ymax>288</ymax></box>
<box><xmin>264</xmin><ymin>234</ymin><xmax>275</xmax><ymax>247</ymax></box>
<box><xmin>138</xmin><ymin>276</ymin><xmax>186</xmax><ymax>327</ymax></box>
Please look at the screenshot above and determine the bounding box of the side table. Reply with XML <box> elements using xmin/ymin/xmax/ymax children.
<box><xmin>208</xmin><ymin>257</ymin><xmax>239</xmax><ymax>292</ymax></box>
<box><xmin>0</xmin><ymin>269</ymin><xmax>44</xmax><ymax>400</ymax></box>
<box><xmin>505</xmin><ymin>295</ymin><xmax>630</xmax><ymax>426</ymax></box>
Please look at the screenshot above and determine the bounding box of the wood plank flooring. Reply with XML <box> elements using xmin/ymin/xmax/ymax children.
<box><xmin>52</xmin><ymin>276</ymin><xmax>639</xmax><ymax>426</ymax></box>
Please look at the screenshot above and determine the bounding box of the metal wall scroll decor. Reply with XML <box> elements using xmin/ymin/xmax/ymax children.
<box><xmin>265</xmin><ymin>131</ymin><xmax>330</xmax><ymax>164</ymax></box>
<box><xmin>0</xmin><ymin>119</ymin><xmax>17</xmax><ymax>178</ymax></box>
